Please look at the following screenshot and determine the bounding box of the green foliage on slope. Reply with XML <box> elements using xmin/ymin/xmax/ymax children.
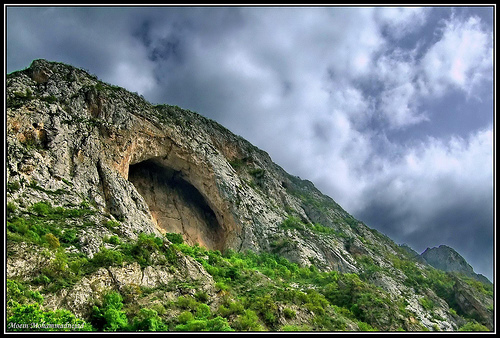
<box><xmin>6</xmin><ymin>200</ymin><xmax>493</xmax><ymax>332</ymax></box>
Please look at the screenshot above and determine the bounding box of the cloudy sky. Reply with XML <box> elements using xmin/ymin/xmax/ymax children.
<box><xmin>5</xmin><ymin>5</ymin><xmax>495</xmax><ymax>281</ymax></box>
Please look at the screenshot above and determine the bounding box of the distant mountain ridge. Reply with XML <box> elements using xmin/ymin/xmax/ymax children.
<box><xmin>420</xmin><ymin>245</ymin><xmax>492</xmax><ymax>285</ymax></box>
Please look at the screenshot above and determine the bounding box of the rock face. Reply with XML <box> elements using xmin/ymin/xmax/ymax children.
<box><xmin>6</xmin><ymin>59</ymin><xmax>361</xmax><ymax>271</ymax></box>
<box><xmin>6</xmin><ymin>60</ymin><xmax>494</xmax><ymax>331</ymax></box>
<box><xmin>452</xmin><ymin>276</ymin><xmax>494</xmax><ymax>330</ymax></box>
<box><xmin>420</xmin><ymin>245</ymin><xmax>491</xmax><ymax>284</ymax></box>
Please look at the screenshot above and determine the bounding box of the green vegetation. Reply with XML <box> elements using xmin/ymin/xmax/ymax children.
<box><xmin>280</xmin><ymin>215</ymin><xmax>347</xmax><ymax>238</ymax></box>
<box><xmin>458</xmin><ymin>321</ymin><xmax>490</xmax><ymax>332</ymax></box>
<box><xmin>7</xmin><ymin>280</ymin><xmax>92</xmax><ymax>331</ymax></box>
<box><xmin>6</xmin><ymin>200</ymin><xmax>493</xmax><ymax>332</ymax></box>
<box><xmin>7</xmin><ymin>201</ymin><xmax>94</xmax><ymax>249</ymax></box>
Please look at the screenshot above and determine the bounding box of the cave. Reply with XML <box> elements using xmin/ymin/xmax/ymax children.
<box><xmin>128</xmin><ymin>159</ymin><xmax>225</xmax><ymax>251</ymax></box>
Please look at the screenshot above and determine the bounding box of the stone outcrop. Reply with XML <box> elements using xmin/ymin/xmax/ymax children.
<box><xmin>452</xmin><ymin>276</ymin><xmax>494</xmax><ymax>330</ymax></box>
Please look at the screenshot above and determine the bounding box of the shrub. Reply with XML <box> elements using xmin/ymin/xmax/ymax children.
<box><xmin>131</xmin><ymin>308</ymin><xmax>165</xmax><ymax>331</ymax></box>
<box><xmin>177</xmin><ymin>311</ymin><xmax>194</xmax><ymax>324</ymax></box>
<box><xmin>249</xmin><ymin>168</ymin><xmax>265</xmax><ymax>179</ymax></box>
<box><xmin>281</xmin><ymin>324</ymin><xmax>310</xmax><ymax>331</ymax></box>
<box><xmin>7</xmin><ymin>181</ymin><xmax>21</xmax><ymax>192</ymax></box>
<box><xmin>104</xmin><ymin>220</ymin><xmax>120</xmax><ymax>230</ymax></box>
<box><xmin>196</xmin><ymin>304</ymin><xmax>211</xmax><ymax>319</ymax></box>
<box><xmin>176</xmin><ymin>296</ymin><xmax>199</xmax><ymax>311</ymax></box>
<box><xmin>232</xmin><ymin>310</ymin><xmax>263</xmax><ymax>331</ymax></box>
<box><xmin>458</xmin><ymin>321</ymin><xmax>489</xmax><ymax>331</ymax></box>
<box><xmin>68</xmin><ymin>257</ymin><xmax>89</xmax><ymax>275</ymax></box>
<box><xmin>7</xmin><ymin>302</ymin><xmax>92</xmax><ymax>331</ymax></box>
<box><xmin>206</xmin><ymin>317</ymin><xmax>234</xmax><ymax>331</ymax></box>
<box><xmin>7</xmin><ymin>202</ymin><xmax>17</xmax><ymax>217</ymax></box>
<box><xmin>60</xmin><ymin>229</ymin><xmax>78</xmax><ymax>245</ymax></box>
<box><xmin>419</xmin><ymin>296</ymin><xmax>435</xmax><ymax>311</ymax></box>
<box><xmin>219</xmin><ymin>301</ymin><xmax>245</xmax><ymax>318</ymax></box>
<box><xmin>165</xmin><ymin>232</ymin><xmax>184</xmax><ymax>244</ymax></box>
<box><xmin>6</xmin><ymin>279</ymin><xmax>44</xmax><ymax>307</ymax></box>
<box><xmin>91</xmin><ymin>248</ymin><xmax>124</xmax><ymax>268</ymax></box>
<box><xmin>31</xmin><ymin>202</ymin><xmax>52</xmax><ymax>216</ymax></box>
<box><xmin>194</xmin><ymin>291</ymin><xmax>210</xmax><ymax>303</ymax></box>
<box><xmin>43</xmin><ymin>233</ymin><xmax>60</xmax><ymax>250</ymax></box>
<box><xmin>283</xmin><ymin>307</ymin><xmax>296</xmax><ymax>319</ymax></box>
<box><xmin>175</xmin><ymin>315</ymin><xmax>234</xmax><ymax>332</ymax></box>
<box><xmin>163</xmin><ymin>245</ymin><xmax>179</xmax><ymax>267</ymax></box>
<box><xmin>281</xmin><ymin>216</ymin><xmax>305</xmax><ymax>231</ymax></box>
<box><xmin>215</xmin><ymin>281</ymin><xmax>229</xmax><ymax>292</ymax></box>
<box><xmin>126</xmin><ymin>233</ymin><xmax>163</xmax><ymax>267</ymax></box>
<box><xmin>91</xmin><ymin>291</ymin><xmax>128</xmax><ymax>331</ymax></box>
<box><xmin>107</xmin><ymin>236</ymin><xmax>121</xmax><ymax>245</ymax></box>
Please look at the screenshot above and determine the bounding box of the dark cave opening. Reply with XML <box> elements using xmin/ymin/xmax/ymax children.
<box><xmin>128</xmin><ymin>159</ymin><xmax>225</xmax><ymax>250</ymax></box>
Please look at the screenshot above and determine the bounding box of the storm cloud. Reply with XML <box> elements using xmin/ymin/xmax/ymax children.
<box><xmin>6</xmin><ymin>5</ymin><xmax>494</xmax><ymax>281</ymax></box>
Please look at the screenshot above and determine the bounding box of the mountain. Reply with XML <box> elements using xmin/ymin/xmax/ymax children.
<box><xmin>6</xmin><ymin>59</ymin><xmax>494</xmax><ymax>332</ymax></box>
<box><xmin>420</xmin><ymin>245</ymin><xmax>492</xmax><ymax>285</ymax></box>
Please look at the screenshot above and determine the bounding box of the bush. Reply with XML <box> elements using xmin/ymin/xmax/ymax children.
<box><xmin>165</xmin><ymin>232</ymin><xmax>184</xmax><ymax>244</ymax></box>
<box><xmin>419</xmin><ymin>296</ymin><xmax>435</xmax><ymax>311</ymax></box>
<box><xmin>281</xmin><ymin>324</ymin><xmax>310</xmax><ymax>331</ymax></box>
<box><xmin>131</xmin><ymin>308</ymin><xmax>165</xmax><ymax>331</ymax></box>
<box><xmin>232</xmin><ymin>310</ymin><xmax>263</xmax><ymax>331</ymax></box>
<box><xmin>7</xmin><ymin>302</ymin><xmax>92</xmax><ymax>331</ymax></box>
<box><xmin>196</xmin><ymin>304</ymin><xmax>211</xmax><ymax>319</ymax></box>
<box><xmin>175</xmin><ymin>316</ymin><xmax>234</xmax><ymax>332</ymax></box>
<box><xmin>194</xmin><ymin>291</ymin><xmax>209</xmax><ymax>303</ymax></box>
<box><xmin>7</xmin><ymin>202</ymin><xmax>17</xmax><ymax>217</ymax></box>
<box><xmin>176</xmin><ymin>296</ymin><xmax>199</xmax><ymax>311</ymax></box>
<box><xmin>283</xmin><ymin>307</ymin><xmax>296</xmax><ymax>319</ymax></box>
<box><xmin>215</xmin><ymin>281</ymin><xmax>229</xmax><ymax>292</ymax></box>
<box><xmin>121</xmin><ymin>233</ymin><xmax>163</xmax><ymax>267</ymax></box>
<box><xmin>177</xmin><ymin>311</ymin><xmax>194</xmax><ymax>324</ymax></box>
<box><xmin>219</xmin><ymin>301</ymin><xmax>245</xmax><ymax>318</ymax></box>
<box><xmin>91</xmin><ymin>248</ymin><xmax>124</xmax><ymax>268</ymax></box>
<box><xmin>458</xmin><ymin>321</ymin><xmax>489</xmax><ymax>331</ymax></box>
<box><xmin>31</xmin><ymin>202</ymin><xmax>52</xmax><ymax>216</ymax></box>
<box><xmin>6</xmin><ymin>279</ymin><xmax>44</xmax><ymax>307</ymax></box>
<box><xmin>281</xmin><ymin>216</ymin><xmax>305</xmax><ymax>231</ymax></box>
<box><xmin>60</xmin><ymin>229</ymin><xmax>78</xmax><ymax>245</ymax></box>
<box><xmin>91</xmin><ymin>291</ymin><xmax>128</xmax><ymax>331</ymax></box>
<box><xmin>104</xmin><ymin>220</ymin><xmax>120</xmax><ymax>230</ymax></box>
<box><xmin>7</xmin><ymin>181</ymin><xmax>21</xmax><ymax>192</ymax></box>
<box><xmin>107</xmin><ymin>236</ymin><xmax>121</xmax><ymax>245</ymax></box>
<box><xmin>43</xmin><ymin>233</ymin><xmax>60</xmax><ymax>250</ymax></box>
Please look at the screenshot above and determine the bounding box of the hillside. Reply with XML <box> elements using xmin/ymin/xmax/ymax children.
<box><xmin>5</xmin><ymin>59</ymin><xmax>494</xmax><ymax>332</ymax></box>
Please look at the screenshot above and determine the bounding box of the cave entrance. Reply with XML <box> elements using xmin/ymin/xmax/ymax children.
<box><xmin>128</xmin><ymin>159</ymin><xmax>225</xmax><ymax>251</ymax></box>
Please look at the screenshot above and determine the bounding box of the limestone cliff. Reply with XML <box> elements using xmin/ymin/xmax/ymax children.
<box><xmin>6</xmin><ymin>60</ymin><xmax>494</xmax><ymax>332</ymax></box>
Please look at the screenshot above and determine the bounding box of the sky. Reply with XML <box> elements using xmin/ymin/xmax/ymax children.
<box><xmin>5</xmin><ymin>5</ymin><xmax>495</xmax><ymax>281</ymax></box>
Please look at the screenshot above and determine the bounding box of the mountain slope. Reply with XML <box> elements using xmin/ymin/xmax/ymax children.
<box><xmin>6</xmin><ymin>59</ymin><xmax>494</xmax><ymax>332</ymax></box>
<box><xmin>420</xmin><ymin>245</ymin><xmax>492</xmax><ymax>285</ymax></box>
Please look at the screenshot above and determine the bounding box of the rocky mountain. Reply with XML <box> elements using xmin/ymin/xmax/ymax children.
<box><xmin>6</xmin><ymin>59</ymin><xmax>494</xmax><ymax>332</ymax></box>
<box><xmin>420</xmin><ymin>245</ymin><xmax>492</xmax><ymax>285</ymax></box>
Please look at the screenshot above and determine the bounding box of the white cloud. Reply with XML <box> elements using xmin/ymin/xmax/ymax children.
<box><xmin>420</xmin><ymin>15</ymin><xmax>493</xmax><ymax>97</ymax></box>
<box><xmin>375</xmin><ymin>7</ymin><xmax>429</xmax><ymax>39</ymax></box>
<box><xmin>359</xmin><ymin>127</ymin><xmax>493</xmax><ymax>226</ymax></box>
<box><xmin>379</xmin><ymin>82</ymin><xmax>429</xmax><ymax>129</ymax></box>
